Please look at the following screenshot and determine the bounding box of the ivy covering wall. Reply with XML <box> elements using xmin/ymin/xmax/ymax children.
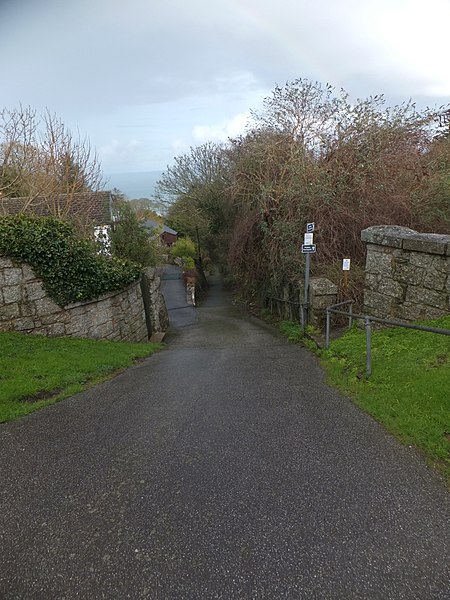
<box><xmin>0</xmin><ymin>215</ymin><xmax>141</xmax><ymax>306</ymax></box>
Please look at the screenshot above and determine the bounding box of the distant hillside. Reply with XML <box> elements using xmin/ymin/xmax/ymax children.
<box><xmin>103</xmin><ymin>171</ymin><xmax>163</xmax><ymax>199</ymax></box>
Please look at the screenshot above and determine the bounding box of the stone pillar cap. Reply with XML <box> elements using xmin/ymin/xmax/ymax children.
<box><xmin>361</xmin><ymin>225</ymin><xmax>450</xmax><ymax>254</ymax></box>
<box><xmin>361</xmin><ymin>225</ymin><xmax>417</xmax><ymax>247</ymax></box>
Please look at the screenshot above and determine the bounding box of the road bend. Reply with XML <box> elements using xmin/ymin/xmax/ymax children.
<box><xmin>0</xmin><ymin>275</ymin><xmax>449</xmax><ymax>599</ymax></box>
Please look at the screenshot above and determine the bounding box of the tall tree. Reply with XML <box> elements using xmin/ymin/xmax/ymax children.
<box><xmin>157</xmin><ymin>142</ymin><xmax>232</xmax><ymax>262</ymax></box>
<box><xmin>0</xmin><ymin>106</ymin><xmax>39</xmax><ymax>198</ymax></box>
<box><xmin>0</xmin><ymin>106</ymin><xmax>104</xmax><ymax>217</ymax></box>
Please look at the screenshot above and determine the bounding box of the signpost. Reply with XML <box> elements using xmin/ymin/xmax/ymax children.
<box><xmin>342</xmin><ymin>258</ymin><xmax>351</xmax><ymax>297</ymax></box>
<box><xmin>301</xmin><ymin>223</ymin><xmax>317</xmax><ymax>326</ymax></box>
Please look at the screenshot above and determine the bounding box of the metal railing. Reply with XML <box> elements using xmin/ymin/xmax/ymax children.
<box><xmin>325</xmin><ymin>302</ymin><xmax>450</xmax><ymax>377</ymax></box>
<box><xmin>266</xmin><ymin>296</ymin><xmax>309</xmax><ymax>328</ymax></box>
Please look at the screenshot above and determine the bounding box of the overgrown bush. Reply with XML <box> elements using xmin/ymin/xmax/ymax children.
<box><xmin>0</xmin><ymin>214</ymin><xmax>141</xmax><ymax>306</ymax></box>
<box><xmin>158</xmin><ymin>79</ymin><xmax>449</xmax><ymax>304</ymax></box>
<box><xmin>169</xmin><ymin>237</ymin><xmax>197</xmax><ymax>262</ymax></box>
<box><xmin>109</xmin><ymin>199</ymin><xmax>159</xmax><ymax>266</ymax></box>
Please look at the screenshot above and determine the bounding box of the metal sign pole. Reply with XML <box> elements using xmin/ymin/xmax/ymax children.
<box><xmin>303</xmin><ymin>252</ymin><xmax>310</xmax><ymax>325</ymax></box>
<box><xmin>301</xmin><ymin>222</ymin><xmax>315</xmax><ymax>327</ymax></box>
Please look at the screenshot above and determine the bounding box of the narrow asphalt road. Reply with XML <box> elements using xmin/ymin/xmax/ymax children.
<box><xmin>1</xmin><ymin>276</ymin><xmax>449</xmax><ymax>599</ymax></box>
<box><xmin>160</xmin><ymin>264</ymin><xmax>197</xmax><ymax>329</ymax></box>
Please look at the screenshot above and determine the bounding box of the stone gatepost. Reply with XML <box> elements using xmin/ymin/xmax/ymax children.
<box><xmin>300</xmin><ymin>277</ymin><xmax>338</xmax><ymax>327</ymax></box>
<box><xmin>361</xmin><ymin>225</ymin><xmax>450</xmax><ymax>321</ymax></box>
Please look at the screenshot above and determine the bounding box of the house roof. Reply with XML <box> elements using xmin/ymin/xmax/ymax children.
<box><xmin>0</xmin><ymin>191</ymin><xmax>113</xmax><ymax>225</ymax></box>
<box><xmin>143</xmin><ymin>219</ymin><xmax>177</xmax><ymax>236</ymax></box>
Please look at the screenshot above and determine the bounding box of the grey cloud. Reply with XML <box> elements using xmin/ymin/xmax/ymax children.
<box><xmin>1</xmin><ymin>0</ymin><xmax>448</xmax><ymax>172</ymax></box>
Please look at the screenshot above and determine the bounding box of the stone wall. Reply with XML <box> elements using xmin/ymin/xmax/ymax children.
<box><xmin>361</xmin><ymin>226</ymin><xmax>450</xmax><ymax>321</ymax></box>
<box><xmin>0</xmin><ymin>257</ymin><xmax>168</xmax><ymax>342</ymax></box>
<box><xmin>140</xmin><ymin>267</ymin><xmax>169</xmax><ymax>339</ymax></box>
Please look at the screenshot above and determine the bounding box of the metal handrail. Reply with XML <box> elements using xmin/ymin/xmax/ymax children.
<box><xmin>266</xmin><ymin>295</ymin><xmax>309</xmax><ymax>328</ymax></box>
<box><xmin>325</xmin><ymin>302</ymin><xmax>450</xmax><ymax>377</ymax></box>
<box><xmin>325</xmin><ymin>300</ymin><xmax>354</xmax><ymax>346</ymax></box>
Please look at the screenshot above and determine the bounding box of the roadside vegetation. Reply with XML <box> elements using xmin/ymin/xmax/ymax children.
<box><xmin>278</xmin><ymin>316</ymin><xmax>450</xmax><ymax>483</ymax></box>
<box><xmin>109</xmin><ymin>194</ymin><xmax>161</xmax><ymax>267</ymax></box>
<box><xmin>157</xmin><ymin>79</ymin><xmax>449</xmax><ymax>306</ymax></box>
<box><xmin>169</xmin><ymin>236</ymin><xmax>197</xmax><ymax>269</ymax></box>
<box><xmin>0</xmin><ymin>331</ymin><xmax>163</xmax><ymax>423</ymax></box>
<box><xmin>0</xmin><ymin>214</ymin><xmax>142</xmax><ymax>306</ymax></box>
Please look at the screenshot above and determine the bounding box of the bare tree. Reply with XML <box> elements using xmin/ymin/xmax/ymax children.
<box><xmin>39</xmin><ymin>111</ymin><xmax>104</xmax><ymax>216</ymax></box>
<box><xmin>0</xmin><ymin>107</ymin><xmax>105</xmax><ymax>220</ymax></box>
<box><xmin>0</xmin><ymin>105</ymin><xmax>39</xmax><ymax>198</ymax></box>
<box><xmin>157</xmin><ymin>142</ymin><xmax>233</xmax><ymax>261</ymax></box>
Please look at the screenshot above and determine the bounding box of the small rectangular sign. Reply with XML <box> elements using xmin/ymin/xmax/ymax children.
<box><xmin>302</xmin><ymin>244</ymin><xmax>316</xmax><ymax>254</ymax></box>
<box><xmin>306</xmin><ymin>222</ymin><xmax>315</xmax><ymax>233</ymax></box>
<box><xmin>342</xmin><ymin>258</ymin><xmax>351</xmax><ymax>271</ymax></box>
<box><xmin>304</xmin><ymin>232</ymin><xmax>313</xmax><ymax>245</ymax></box>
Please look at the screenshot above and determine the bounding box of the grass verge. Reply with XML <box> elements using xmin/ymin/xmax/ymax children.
<box><xmin>0</xmin><ymin>331</ymin><xmax>163</xmax><ymax>423</ymax></box>
<box><xmin>279</xmin><ymin>317</ymin><xmax>450</xmax><ymax>483</ymax></box>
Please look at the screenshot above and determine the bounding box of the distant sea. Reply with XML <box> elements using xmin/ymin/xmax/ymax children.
<box><xmin>103</xmin><ymin>171</ymin><xmax>163</xmax><ymax>200</ymax></box>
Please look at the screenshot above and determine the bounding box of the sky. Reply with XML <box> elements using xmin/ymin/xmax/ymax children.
<box><xmin>1</xmin><ymin>0</ymin><xmax>449</xmax><ymax>180</ymax></box>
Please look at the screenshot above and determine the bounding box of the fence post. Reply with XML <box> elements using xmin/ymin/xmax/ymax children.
<box><xmin>325</xmin><ymin>309</ymin><xmax>331</xmax><ymax>349</ymax></box>
<box><xmin>365</xmin><ymin>316</ymin><xmax>372</xmax><ymax>377</ymax></box>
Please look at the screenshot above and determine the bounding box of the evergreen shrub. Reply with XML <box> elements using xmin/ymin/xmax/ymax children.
<box><xmin>169</xmin><ymin>237</ymin><xmax>197</xmax><ymax>262</ymax></box>
<box><xmin>0</xmin><ymin>214</ymin><xmax>141</xmax><ymax>306</ymax></box>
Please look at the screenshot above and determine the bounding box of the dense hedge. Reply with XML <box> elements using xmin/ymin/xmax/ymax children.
<box><xmin>0</xmin><ymin>214</ymin><xmax>142</xmax><ymax>306</ymax></box>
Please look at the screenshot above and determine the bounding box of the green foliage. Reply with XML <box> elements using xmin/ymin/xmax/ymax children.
<box><xmin>0</xmin><ymin>331</ymin><xmax>162</xmax><ymax>423</ymax></box>
<box><xmin>0</xmin><ymin>163</ymin><xmax>25</xmax><ymax>197</ymax></box>
<box><xmin>321</xmin><ymin>316</ymin><xmax>450</xmax><ymax>482</ymax></box>
<box><xmin>183</xmin><ymin>256</ymin><xmax>195</xmax><ymax>269</ymax></box>
<box><xmin>0</xmin><ymin>214</ymin><xmax>142</xmax><ymax>306</ymax></box>
<box><xmin>109</xmin><ymin>199</ymin><xmax>159</xmax><ymax>267</ymax></box>
<box><xmin>170</xmin><ymin>236</ymin><xmax>197</xmax><ymax>261</ymax></box>
<box><xmin>278</xmin><ymin>320</ymin><xmax>319</xmax><ymax>350</ymax></box>
<box><xmin>158</xmin><ymin>142</ymin><xmax>232</xmax><ymax>265</ymax></box>
<box><xmin>279</xmin><ymin>320</ymin><xmax>304</xmax><ymax>343</ymax></box>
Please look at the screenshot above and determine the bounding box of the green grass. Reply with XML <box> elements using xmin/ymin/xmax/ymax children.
<box><xmin>279</xmin><ymin>320</ymin><xmax>306</xmax><ymax>343</ymax></box>
<box><xmin>278</xmin><ymin>321</ymin><xmax>319</xmax><ymax>350</ymax></box>
<box><xmin>0</xmin><ymin>332</ymin><xmax>163</xmax><ymax>423</ymax></box>
<box><xmin>320</xmin><ymin>316</ymin><xmax>450</xmax><ymax>482</ymax></box>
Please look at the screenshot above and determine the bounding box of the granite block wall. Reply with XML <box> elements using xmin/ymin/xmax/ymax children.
<box><xmin>0</xmin><ymin>257</ymin><xmax>168</xmax><ymax>342</ymax></box>
<box><xmin>361</xmin><ymin>226</ymin><xmax>450</xmax><ymax>321</ymax></box>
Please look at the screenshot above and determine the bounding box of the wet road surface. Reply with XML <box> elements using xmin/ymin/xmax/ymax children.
<box><xmin>160</xmin><ymin>264</ymin><xmax>197</xmax><ymax>329</ymax></box>
<box><xmin>0</xmin><ymin>276</ymin><xmax>449</xmax><ymax>599</ymax></box>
